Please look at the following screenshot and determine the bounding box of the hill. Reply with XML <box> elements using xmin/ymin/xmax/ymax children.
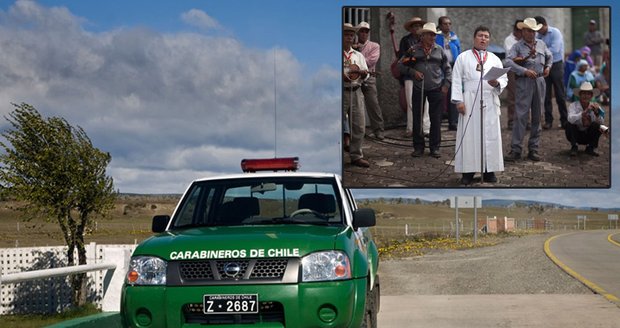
<box><xmin>358</xmin><ymin>197</ymin><xmax>620</xmax><ymax>212</ymax></box>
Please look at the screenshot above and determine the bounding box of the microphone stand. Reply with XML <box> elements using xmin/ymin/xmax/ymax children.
<box><xmin>479</xmin><ymin>59</ymin><xmax>485</xmax><ymax>184</ymax></box>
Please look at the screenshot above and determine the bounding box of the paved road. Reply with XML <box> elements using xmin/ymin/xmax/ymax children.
<box><xmin>376</xmin><ymin>231</ymin><xmax>620</xmax><ymax>327</ymax></box>
<box><xmin>545</xmin><ymin>230</ymin><xmax>620</xmax><ymax>305</ymax></box>
<box><xmin>378</xmin><ymin>294</ymin><xmax>620</xmax><ymax>328</ymax></box>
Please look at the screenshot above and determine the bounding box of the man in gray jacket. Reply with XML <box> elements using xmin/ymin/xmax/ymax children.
<box><xmin>398</xmin><ymin>22</ymin><xmax>452</xmax><ymax>159</ymax></box>
<box><xmin>504</xmin><ymin>18</ymin><xmax>552</xmax><ymax>162</ymax></box>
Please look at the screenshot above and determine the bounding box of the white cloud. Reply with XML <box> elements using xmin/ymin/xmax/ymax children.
<box><xmin>181</xmin><ymin>9</ymin><xmax>221</xmax><ymax>30</ymax></box>
<box><xmin>0</xmin><ymin>1</ymin><xmax>341</xmax><ymax>193</ymax></box>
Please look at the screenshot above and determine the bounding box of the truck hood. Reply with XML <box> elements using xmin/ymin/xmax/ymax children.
<box><xmin>133</xmin><ymin>225</ymin><xmax>349</xmax><ymax>261</ymax></box>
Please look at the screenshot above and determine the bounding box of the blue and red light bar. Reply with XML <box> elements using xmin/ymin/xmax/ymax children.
<box><xmin>241</xmin><ymin>157</ymin><xmax>299</xmax><ymax>172</ymax></box>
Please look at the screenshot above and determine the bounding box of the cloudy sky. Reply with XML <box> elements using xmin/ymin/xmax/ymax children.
<box><xmin>0</xmin><ymin>0</ymin><xmax>618</xmax><ymax>208</ymax></box>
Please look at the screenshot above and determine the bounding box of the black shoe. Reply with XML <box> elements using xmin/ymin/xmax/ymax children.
<box><xmin>528</xmin><ymin>150</ymin><xmax>541</xmax><ymax>161</ymax></box>
<box><xmin>585</xmin><ymin>147</ymin><xmax>599</xmax><ymax>157</ymax></box>
<box><xmin>351</xmin><ymin>158</ymin><xmax>370</xmax><ymax>167</ymax></box>
<box><xmin>504</xmin><ymin>151</ymin><xmax>521</xmax><ymax>162</ymax></box>
<box><xmin>570</xmin><ymin>145</ymin><xmax>578</xmax><ymax>157</ymax></box>
<box><xmin>448</xmin><ymin>124</ymin><xmax>458</xmax><ymax>131</ymax></box>
<box><xmin>411</xmin><ymin>150</ymin><xmax>424</xmax><ymax>157</ymax></box>
<box><xmin>560</xmin><ymin>121</ymin><xmax>568</xmax><ymax>129</ymax></box>
<box><xmin>461</xmin><ymin>173</ymin><xmax>475</xmax><ymax>185</ymax></box>
<box><xmin>482</xmin><ymin>172</ymin><xmax>497</xmax><ymax>183</ymax></box>
<box><xmin>374</xmin><ymin>130</ymin><xmax>385</xmax><ymax>140</ymax></box>
<box><xmin>542</xmin><ymin>123</ymin><xmax>552</xmax><ymax>130</ymax></box>
<box><xmin>429</xmin><ymin>150</ymin><xmax>441</xmax><ymax>158</ymax></box>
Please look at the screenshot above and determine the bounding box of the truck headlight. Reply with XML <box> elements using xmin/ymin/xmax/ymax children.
<box><xmin>301</xmin><ymin>251</ymin><xmax>351</xmax><ymax>282</ymax></box>
<box><xmin>126</xmin><ymin>256</ymin><xmax>167</xmax><ymax>285</ymax></box>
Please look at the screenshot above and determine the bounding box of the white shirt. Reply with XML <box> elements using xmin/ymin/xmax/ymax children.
<box><xmin>504</xmin><ymin>33</ymin><xmax>519</xmax><ymax>53</ymax></box>
<box><xmin>343</xmin><ymin>47</ymin><xmax>368</xmax><ymax>88</ymax></box>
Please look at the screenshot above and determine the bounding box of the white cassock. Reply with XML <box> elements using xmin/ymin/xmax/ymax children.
<box><xmin>451</xmin><ymin>50</ymin><xmax>507</xmax><ymax>173</ymax></box>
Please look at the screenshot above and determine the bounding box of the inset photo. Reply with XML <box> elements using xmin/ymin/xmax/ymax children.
<box><xmin>342</xmin><ymin>7</ymin><xmax>610</xmax><ymax>188</ymax></box>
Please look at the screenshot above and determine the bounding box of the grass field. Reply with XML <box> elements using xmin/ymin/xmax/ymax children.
<box><xmin>0</xmin><ymin>196</ymin><xmax>178</xmax><ymax>248</ymax></box>
<box><xmin>0</xmin><ymin>197</ymin><xmax>617</xmax><ymax>248</ymax></box>
<box><xmin>367</xmin><ymin>201</ymin><xmax>617</xmax><ymax>235</ymax></box>
<box><xmin>0</xmin><ymin>303</ymin><xmax>100</xmax><ymax>328</ymax></box>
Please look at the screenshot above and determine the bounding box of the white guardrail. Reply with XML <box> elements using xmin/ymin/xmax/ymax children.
<box><xmin>0</xmin><ymin>246</ymin><xmax>133</xmax><ymax>313</ymax></box>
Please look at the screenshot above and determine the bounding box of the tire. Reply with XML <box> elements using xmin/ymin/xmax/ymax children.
<box><xmin>360</xmin><ymin>279</ymin><xmax>378</xmax><ymax>328</ymax></box>
<box><xmin>374</xmin><ymin>275</ymin><xmax>380</xmax><ymax>313</ymax></box>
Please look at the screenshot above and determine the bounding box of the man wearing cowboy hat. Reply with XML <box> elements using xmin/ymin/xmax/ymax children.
<box><xmin>399</xmin><ymin>17</ymin><xmax>425</xmax><ymax>58</ymax></box>
<box><xmin>398</xmin><ymin>22</ymin><xmax>452</xmax><ymax>159</ymax></box>
<box><xmin>399</xmin><ymin>16</ymin><xmax>430</xmax><ymax>139</ymax></box>
<box><xmin>342</xmin><ymin>23</ymin><xmax>370</xmax><ymax>168</ymax></box>
<box><xmin>354</xmin><ymin>21</ymin><xmax>385</xmax><ymax>140</ymax></box>
<box><xmin>565</xmin><ymin>82</ymin><xmax>606</xmax><ymax>157</ymax></box>
<box><xmin>504</xmin><ymin>17</ymin><xmax>552</xmax><ymax>162</ymax></box>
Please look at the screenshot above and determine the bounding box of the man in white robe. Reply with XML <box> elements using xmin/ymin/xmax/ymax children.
<box><xmin>451</xmin><ymin>26</ymin><xmax>508</xmax><ymax>185</ymax></box>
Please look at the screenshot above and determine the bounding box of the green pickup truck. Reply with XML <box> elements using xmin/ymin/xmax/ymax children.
<box><xmin>121</xmin><ymin>158</ymin><xmax>380</xmax><ymax>327</ymax></box>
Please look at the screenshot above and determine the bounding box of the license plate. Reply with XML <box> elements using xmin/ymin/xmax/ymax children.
<box><xmin>203</xmin><ymin>294</ymin><xmax>259</xmax><ymax>314</ymax></box>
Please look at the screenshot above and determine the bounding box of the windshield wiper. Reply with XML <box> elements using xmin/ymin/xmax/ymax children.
<box><xmin>244</xmin><ymin>218</ymin><xmax>331</xmax><ymax>226</ymax></box>
<box><xmin>172</xmin><ymin>223</ymin><xmax>211</xmax><ymax>229</ymax></box>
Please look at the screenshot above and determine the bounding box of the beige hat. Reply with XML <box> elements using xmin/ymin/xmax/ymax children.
<box><xmin>343</xmin><ymin>23</ymin><xmax>357</xmax><ymax>32</ymax></box>
<box><xmin>417</xmin><ymin>22</ymin><xmax>441</xmax><ymax>35</ymax></box>
<box><xmin>574</xmin><ymin>81</ymin><xmax>600</xmax><ymax>98</ymax></box>
<box><xmin>517</xmin><ymin>17</ymin><xmax>543</xmax><ymax>31</ymax></box>
<box><xmin>357</xmin><ymin>21</ymin><xmax>370</xmax><ymax>31</ymax></box>
<box><xmin>403</xmin><ymin>17</ymin><xmax>426</xmax><ymax>31</ymax></box>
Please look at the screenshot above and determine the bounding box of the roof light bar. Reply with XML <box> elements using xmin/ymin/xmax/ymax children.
<box><xmin>241</xmin><ymin>157</ymin><xmax>299</xmax><ymax>172</ymax></box>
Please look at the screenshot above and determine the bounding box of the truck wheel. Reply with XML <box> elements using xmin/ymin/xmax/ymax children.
<box><xmin>360</xmin><ymin>281</ymin><xmax>378</xmax><ymax>328</ymax></box>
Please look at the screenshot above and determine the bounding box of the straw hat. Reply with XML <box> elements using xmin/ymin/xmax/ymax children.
<box><xmin>403</xmin><ymin>17</ymin><xmax>426</xmax><ymax>31</ymax></box>
<box><xmin>517</xmin><ymin>17</ymin><xmax>542</xmax><ymax>31</ymax></box>
<box><xmin>573</xmin><ymin>81</ymin><xmax>600</xmax><ymax>98</ymax></box>
<box><xmin>343</xmin><ymin>23</ymin><xmax>358</xmax><ymax>32</ymax></box>
<box><xmin>417</xmin><ymin>22</ymin><xmax>441</xmax><ymax>35</ymax></box>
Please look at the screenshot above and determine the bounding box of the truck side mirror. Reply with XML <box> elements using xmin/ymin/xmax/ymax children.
<box><xmin>353</xmin><ymin>208</ymin><xmax>376</xmax><ymax>229</ymax></box>
<box><xmin>152</xmin><ymin>215</ymin><xmax>170</xmax><ymax>233</ymax></box>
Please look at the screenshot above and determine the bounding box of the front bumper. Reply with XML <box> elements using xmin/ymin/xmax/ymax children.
<box><xmin>121</xmin><ymin>278</ymin><xmax>367</xmax><ymax>328</ymax></box>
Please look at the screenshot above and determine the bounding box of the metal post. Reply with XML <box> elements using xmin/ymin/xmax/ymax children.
<box><xmin>577</xmin><ymin>215</ymin><xmax>587</xmax><ymax>230</ymax></box>
<box><xmin>474</xmin><ymin>196</ymin><xmax>478</xmax><ymax>243</ymax></box>
<box><xmin>608</xmin><ymin>214</ymin><xmax>618</xmax><ymax>229</ymax></box>
<box><xmin>479</xmin><ymin>61</ymin><xmax>485</xmax><ymax>183</ymax></box>
<box><xmin>455</xmin><ymin>196</ymin><xmax>460</xmax><ymax>243</ymax></box>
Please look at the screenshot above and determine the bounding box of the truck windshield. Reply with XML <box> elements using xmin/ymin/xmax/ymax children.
<box><xmin>171</xmin><ymin>177</ymin><xmax>344</xmax><ymax>228</ymax></box>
